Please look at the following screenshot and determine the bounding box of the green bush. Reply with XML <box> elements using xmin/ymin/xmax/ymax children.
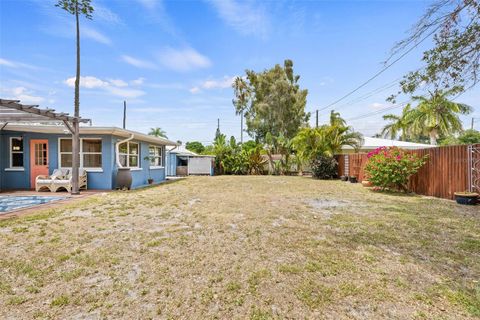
<box><xmin>311</xmin><ymin>155</ymin><xmax>338</xmax><ymax>179</ymax></box>
<box><xmin>364</xmin><ymin>147</ymin><xmax>427</xmax><ymax>191</ymax></box>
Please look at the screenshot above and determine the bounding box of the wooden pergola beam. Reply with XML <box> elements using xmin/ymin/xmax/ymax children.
<box><xmin>0</xmin><ymin>99</ymin><xmax>90</xmax><ymax>123</ymax></box>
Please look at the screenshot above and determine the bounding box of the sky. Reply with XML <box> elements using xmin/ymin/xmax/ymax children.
<box><xmin>1</xmin><ymin>0</ymin><xmax>479</xmax><ymax>144</ymax></box>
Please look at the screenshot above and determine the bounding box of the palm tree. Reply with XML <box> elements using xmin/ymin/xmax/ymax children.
<box><xmin>149</xmin><ymin>127</ymin><xmax>168</xmax><ymax>138</ymax></box>
<box><xmin>381</xmin><ymin>104</ymin><xmax>412</xmax><ymax>141</ymax></box>
<box><xmin>329</xmin><ymin>110</ymin><xmax>347</xmax><ymax>127</ymax></box>
<box><xmin>292</xmin><ymin>127</ymin><xmax>327</xmax><ymax>163</ymax></box>
<box><xmin>408</xmin><ymin>89</ymin><xmax>472</xmax><ymax>145</ymax></box>
<box><xmin>56</xmin><ymin>0</ymin><xmax>94</xmax><ymax>195</ymax></box>
<box><xmin>323</xmin><ymin>125</ymin><xmax>363</xmax><ymax>156</ymax></box>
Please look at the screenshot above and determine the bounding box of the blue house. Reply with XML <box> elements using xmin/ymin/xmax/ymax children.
<box><xmin>0</xmin><ymin>124</ymin><xmax>178</xmax><ymax>191</ymax></box>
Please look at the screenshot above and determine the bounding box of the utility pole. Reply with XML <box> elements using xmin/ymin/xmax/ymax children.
<box><xmin>240</xmin><ymin>110</ymin><xmax>244</xmax><ymax>144</ymax></box>
<box><xmin>123</xmin><ymin>100</ymin><xmax>127</xmax><ymax>129</ymax></box>
<box><xmin>217</xmin><ymin>118</ymin><xmax>220</xmax><ymax>131</ymax></box>
<box><xmin>472</xmin><ymin>117</ymin><xmax>475</xmax><ymax>130</ymax></box>
<box><xmin>316</xmin><ymin>109</ymin><xmax>319</xmax><ymax>128</ymax></box>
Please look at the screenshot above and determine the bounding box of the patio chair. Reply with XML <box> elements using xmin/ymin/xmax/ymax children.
<box><xmin>35</xmin><ymin>169</ymin><xmax>70</xmax><ymax>192</ymax></box>
<box><xmin>50</xmin><ymin>168</ymin><xmax>88</xmax><ymax>192</ymax></box>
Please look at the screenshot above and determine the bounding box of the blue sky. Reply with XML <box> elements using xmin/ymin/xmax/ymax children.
<box><xmin>1</xmin><ymin>0</ymin><xmax>478</xmax><ymax>144</ymax></box>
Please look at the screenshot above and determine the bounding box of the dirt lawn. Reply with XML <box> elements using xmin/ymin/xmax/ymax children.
<box><xmin>0</xmin><ymin>176</ymin><xmax>479</xmax><ymax>319</ymax></box>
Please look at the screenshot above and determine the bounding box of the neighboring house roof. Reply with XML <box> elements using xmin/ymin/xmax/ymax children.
<box><xmin>2</xmin><ymin>124</ymin><xmax>179</xmax><ymax>146</ymax></box>
<box><xmin>166</xmin><ymin>145</ymin><xmax>215</xmax><ymax>157</ymax></box>
<box><xmin>342</xmin><ymin>137</ymin><xmax>433</xmax><ymax>150</ymax></box>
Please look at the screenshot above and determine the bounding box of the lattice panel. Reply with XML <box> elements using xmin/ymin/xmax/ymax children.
<box><xmin>469</xmin><ymin>145</ymin><xmax>480</xmax><ymax>193</ymax></box>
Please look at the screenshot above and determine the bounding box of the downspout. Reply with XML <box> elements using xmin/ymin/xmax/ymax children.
<box><xmin>115</xmin><ymin>133</ymin><xmax>134</xmax><ymax>167</ymax></box>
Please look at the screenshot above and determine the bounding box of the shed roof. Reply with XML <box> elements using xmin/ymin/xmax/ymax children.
<box><xmin>166</xmin><ymin>145</ymin><xmax>215</xmax><ymax>157</ymax></box>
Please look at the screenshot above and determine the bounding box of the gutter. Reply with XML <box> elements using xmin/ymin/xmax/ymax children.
<box><xmin>115</xmin><ymin>133</ymin><xmax>134</xmax><ymax>167</ymax></box>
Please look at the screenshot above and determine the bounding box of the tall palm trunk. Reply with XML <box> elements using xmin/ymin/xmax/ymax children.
<box><xmin>71</xmin><ymin>3</ymin><xmax>80</xmax><ymax>194</ymax></box>
<box><xmin>429</xmin><ymin>128</ymin><xmax>438</xmax><ymax>145</ymax></box>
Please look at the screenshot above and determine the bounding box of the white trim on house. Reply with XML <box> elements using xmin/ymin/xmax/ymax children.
<box><xmin>149</xmin><ymin>166</ymin><xmax>164</xmax><ymax>170</ymax></box>
<box><xmin>148</xmin><ymin>145</ymin><xmax>164</xmax><ymax>167</ymax></box>
<box><xmin>8</xmin><ymin>136</ymin><xmax>24</xmax><ymax>170</ymax></box>
<box><xmin>4</xmin><ymin>125</ymin><xmax>178</xmax><ymax>146</ymax></box>
<box><xmin>118</xmin><ymin>141</ymin><xmax>140</xmax><ymax>169</ymax></box>
<box><xmin>4</xmin><ymin>168</ymin><xmax>25</xmax><ymax>172</ymax></box>
<box><xmin>58</xmin><ymin>137</ymin><xmax>103</xmax><ymax>170</ymax></box>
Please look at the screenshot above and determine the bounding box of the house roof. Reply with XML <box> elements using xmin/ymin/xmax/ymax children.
<box><xmin>342</xmin><ymin>137</ymin><xmax>433</xmax><ymax>150</ymax></box>
<box><xmin>1</xmin><ymin>124</ymin><xmax>179</xmax><ymax>146</ymax></box>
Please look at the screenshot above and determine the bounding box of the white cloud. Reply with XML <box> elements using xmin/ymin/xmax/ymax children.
<box><xmin>370</xmin><ymin>102</ymin><xmax>390</xmax><ymax>110</ymax></box>
<box><xmin>64</xmin><ymin>76</ymin><xmax>145</xmax><ymax>98</ymax></box>
<box><xmin>1</xmin><ymin>86</ymin><xmax>45</xmax><ymax>104</ymax></box>
<box><xmin>109</xmin><ymin>79</ymin><xmax>128</xmax><ymax>87</ymax></box>
<box><xmin>157</xmin><ymin>47</ymin><xmax>211</xmax><ymax>72</ymax></box>
<box><xmin>82</xmin><ymin>26</ymin><xmax>112</xmax><ymax>45</ymax></box>
<box><xmin>208</xmin><ymin>0</ymin><xmax>269</xmax><ymax>38</ymax></box>
<box><xmin>0</xmin><ymin>57</ymin><xmax>38</xmax><ymax>69</ymax></box>
<box><xmin>131</xmin><ymin>78</ymin><xmax>145</xmax><ymax>86</ymax></box>
<box><xmin>189</xmin><ymin>87</ymin><xmax>201</xmax><ymax>94</ymax></box>
<box><xmin>189</xmin><ymin>76</ymin><xmax>236</xmax><ymax>93</ymax></box>
<box><xmin>64</xmin><ymin>76</ymin><xmax>109</xmax><ymax>89</ymax></box>
<box><xmin>94</xmin><ymin>5</ymin><xmax>122</xmax><ymax>25</ymax></box>
<box><xmin>121</xmin><ymin>55</ymin><xmax>157</xmax><ymax>69</ymax></box>
<box><xmin>202</xmin><ymin>76</ymin><xmax>236</xmax><ymax>89</ymax></box>
<box><xmin>136</xmin><ymin>0</ymin><xmax>158</xmax><ymax>10</ymax></box>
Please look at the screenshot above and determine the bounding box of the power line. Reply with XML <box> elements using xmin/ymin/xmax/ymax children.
<box><xmin>346</xmin><ymin>100</ymin><xmax>411</xmax><ymax>122</ymax></box>
<box><xmin>318</xmin><ymin>24</ymin><xmax>441</xmax><ymax>112</ymax></box>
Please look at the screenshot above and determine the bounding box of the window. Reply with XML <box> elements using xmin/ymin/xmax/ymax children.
<box><xmin>119</xmin><ymin>141</ymin><xmax>139</xmax><ymax>168</ymax></box>
<box><xmin>10</xmin><ymin>137</ymin><xmax>24</xmax><ymax>168</ymax></box>
<box><xmin>59</xmin><ymin>138</ymin><xmax>102</xmax><ymax>168</ymax></box>
<box><xmin>149</xmin><ymin>145</ymin><xmax>164</xmax><ymax>167</ymax></box>
<box><xmin>82</xmin><ymin>139</ymin><xmax>102</xmax><ymax>168</ymax></box>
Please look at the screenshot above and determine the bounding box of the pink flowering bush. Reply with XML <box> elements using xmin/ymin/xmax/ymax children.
<box><xmin>364</xmin><ymin>147</ymin><xmax>428</xmax><ymax>191</ymax></box>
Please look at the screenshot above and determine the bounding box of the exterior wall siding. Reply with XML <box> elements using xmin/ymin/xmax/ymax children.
<box><xmin>0</xmin><ymin>131</ymin><xmax>167</xmax><ymax>191</ymax></box>
<box><xmin>111</xmin><ymin>137</ymin><xmax>166</xmax><ymax>189</ymax></box>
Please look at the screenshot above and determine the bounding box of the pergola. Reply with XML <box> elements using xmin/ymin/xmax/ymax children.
<box><xmin>0</xmin><ymin>99</ymin><xmax>90</xmax><ymax>194</ymax></box>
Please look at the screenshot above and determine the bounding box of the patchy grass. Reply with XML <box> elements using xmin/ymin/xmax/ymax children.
<box><xmin>0</xmin><ymin>176</ymin><xmax>478</xmax><ymax>319</ymax></box>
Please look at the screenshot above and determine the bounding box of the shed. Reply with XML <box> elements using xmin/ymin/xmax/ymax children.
<box><xmin>166</xmin><ymin>146</ymin><xmax>214</xmax><ymax>176</ymax></box>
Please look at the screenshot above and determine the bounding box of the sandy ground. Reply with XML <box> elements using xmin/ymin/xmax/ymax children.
<box><xmin>0</xmin><ymin>176</ymin><xmax>478</xmax><ymax>319</ymax></box>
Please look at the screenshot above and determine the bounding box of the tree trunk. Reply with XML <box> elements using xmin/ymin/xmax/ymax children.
<box><xmin>429</xmin><ymin>129</ymin><xmax>437</xmax><ymax>145</ymax></box>
<box><xmin>267</xmin><ymin>152</ymin><xmax>274</xmax><ymax>175</ymax></box>
<box><xmin>71</xmin><ymin>5</ymin><xmax>81</xmax><ymax>195</ymax></box>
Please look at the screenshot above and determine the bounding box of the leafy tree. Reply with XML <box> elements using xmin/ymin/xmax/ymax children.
<box><xmin>381</xmin><ymin>104</ymin><xmax>413</xmax><ymax>140</ymax></box>
<box><xmin>441</xmin><ymin>129</ymin><xmax>480</xmax><ymax>145</ymax></box>
<box><xmin>389</xmin><ymin>0</ymin><xmax>480</xmax><ymax>95</ymax></box>
<box><xmin>56</xmin><ymin>0</ymin><xmax>94</xmax><ymax>195</ymax></box>
<box><xmin>292</xmin><ymin>111</ymin><xmax>362</xmax><ymax>165</ymax></box>
<box><xmin>185</xmin><ymin>141</ymin><xmax>205</xmax><ymax>154</ymax></box>
<box><xmin>407</xmin><ymin>89</ymin><xmax>472</xmax><ymax>145</ymax></box>
<box><xmin>292</xmin><ymin>127</ymin><xmax>327</xmax><ymax>163</ymax></box>
<box><xmin>232</xmin><ymin>60</ymin><xmax>309</xmax><ymax>173</ymax></box>
<box><xmin>149</xmin><ymin>127</ymin><xmax>168</xmax><ymax>138</ymax></box>
<box><xmin>459</xmin><ymin>129</ymin><xmax>480</xmax><ymax>144</ymax></box>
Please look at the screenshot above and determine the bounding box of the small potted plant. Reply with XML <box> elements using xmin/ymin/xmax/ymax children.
<box><xmin>349</xmin><ymin>176</ymin><xmax>358</xmax><ymax>183</ymax></box>
<box><xmin>454</xmin><ymin>191</ymin><xmax>478</xmax><ymax>205</ymax></box>
<box><xmin>340</xmin><ymin>175</ymin><xmax>348</xmax><ymax>181</ymax></box>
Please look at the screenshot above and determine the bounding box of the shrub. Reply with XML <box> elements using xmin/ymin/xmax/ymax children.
<box><xmin>311</xmin><ymin>155</ymin><xmax>338</xmax><ymax>179</ymax></box>
<box><xmin>364</xmin><ymin>147</ymin><xmax>427</xmax><ymax>191</ymax></box>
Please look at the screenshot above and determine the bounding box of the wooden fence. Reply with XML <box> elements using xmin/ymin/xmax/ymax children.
<box><xmin>337</xmin><ymin>144</ymin><xmax>474</xmax><ymax>200</ymax></box>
